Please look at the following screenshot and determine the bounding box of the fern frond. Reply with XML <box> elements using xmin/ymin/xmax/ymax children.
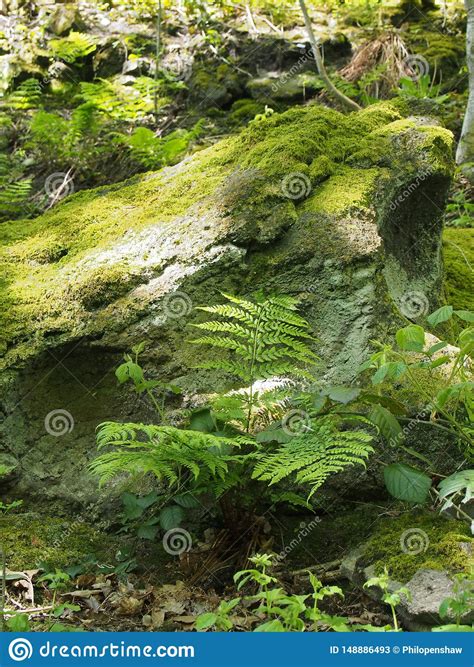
<box><xmin>7</xmin><ymin>79</ymin><xmax>42</xmax><ymax>110</ymax></box>
<box><xmin>91</xmin><ymin>421</ymin><xmax>240</xmax><ymax>490</ymax></box>
<box><xmin>50</xmin><ymin>32</ymin><xmax>97</xmax><ymax>63</ymax></box>
<box><xmin>252</xmin><ymin>417</ymin><xmax>373</xmax><ymax>499</ymax></box>
<box><xmin>191</xmin><ymin>293</ymin><xmax>317</xmax><ymax>389</ymax></box>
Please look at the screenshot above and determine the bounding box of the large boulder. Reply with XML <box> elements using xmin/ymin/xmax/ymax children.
<box><xmin>0</xmin><ymin>102</ymin><xmax>454</xmax><ymax>507</ymax></box>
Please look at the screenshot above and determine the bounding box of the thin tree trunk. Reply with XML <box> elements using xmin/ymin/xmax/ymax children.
<box><xmin>456</xmin><ymin>0</ymin><xmax>474</xmax><ymax>179</ymax></box>
<box><xmin>298</xmin><ymin>0</ymin><xmax>361</xmax><ymax>112</ymax></box>
<box><xmin>154</xmin><ymin>0</ymin><xmax>162</xmax><ymax>121</ymax></box>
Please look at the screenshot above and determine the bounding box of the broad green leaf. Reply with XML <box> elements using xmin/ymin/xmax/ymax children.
<box><xmin>121</xmin><ymin>492</ymin><xmax>144</xmax><ymax>520</ymax></box>
<box><xmin>195</xmin><ymin>613</ymin><xmax>218</xmax><ymax>630</ymax></box>
<box><xmin>6</xmin><ymin>614</ymin><xmax>30</xmax><ymax>632</ymax></box>
<box><xmin>438</xmin><ymin>470</ymin><xmax>474</xmax><ymax>505</ymax></box>
<box><xmin>254</xmin><ymin>619</ymin><xmax>285</xmax><ymax>632</ymax></box>
<box><xmin>131</xmin><ymin>341</ymin><xmax>146</xmax><ymax>356</ymax></box>
<box><xmin>396</xmin><ymin>324</ymin><xmax>425</xmax><ymax>352</ymax></box>
<box><xmin>115</xmin><ymin>361</ymin><xmax>143</xmax><ymax>385</ymax></box>
<box><xmin>369</xmin><ymin>405</ymin><xmax>404</xmax><ymax>444</ymax></box>
<box><xmin>383</xmin><ymin>463</ymin><xmax>432</xmax><ymax>503</ymax></box>
<box><xmin>371</xmin><ymin>364</ymin><xmax>390</xmax><ymax>385</ymax></box>
<box><xmin>361</xmin><ymin>393</ymin><xmax>407</xmax><ymax>416</ymax></box>
<box><xmin>173</xmin><ymin>493</ymin><xmax>201</xmax><ymax>509</ymax></box>
<box><xmin>325</xmin><ymin>386</ymin><xmax>361</xmax><ymax>404</ymax></box>
<box><xmin>159</xmin><ymin>504</ymin><xmax>184</xmax><ymax>530</ymax></box>
<box><xmin>454</xmin><ymin>310</ymin><xmax>474</xmax><ymax>323</ymax></box>
<box><xmin>372</xmin><ymin>362</ymin><xmax>407</xmax><ymax>385</ymax></box>
<box><xmin>256</xmin><ymin>422</ymin><xmax>292</xmax><ymax>444</ymax></box>
<box><xmin>427</xmin><ymin>306</ymin><xmax>453</xmax><ymax>326</ymax></box>
<box><xmin>137</xmin><ymin>491</ymin><xmax>159</xmax><ymax>509</ymax></box>
<box><xmin>137</xmin><ymin>524</ymin><xmax>159</xmax><ymax>540</ymax></box>
<box><xmin>429</xmin><ymin>355</ymin><xmax>451</xmax><ymax>369</ymax></box>
<box><xmin>426</xmin><ymin>340</ymin><xmax>448</xmax><ymax>355</ymax></box>
<box><xmin>189</xmin><ymin>407</ymin><xmax>216</xmax><ymax>434</ymax></box>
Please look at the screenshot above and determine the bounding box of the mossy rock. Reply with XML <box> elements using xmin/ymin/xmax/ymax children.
<box><xmin>0</xmin><ymin>513</ymin><xmax>119</xmax><ymax>571</ymax></box>
<box><xmin>246</xmin><ymin>71</ymin><xmax>323</xmax><ymax>102</ymax></box>
<box><xmin>0</xmin><ymin>101</ymin><xmax>455</xmax><ymax>506</ymax></box>
<box><xmin>341</xmin><ymin>510</ymin><xmax>473</xmax><ymax>629</ymax></box>
<box><xmin>443</xmin><ymin>227</ymin><xmax>474</xmax><ymax>312</ymax></box>
<box><xmin>362</xmin><ymin>511</ymin><xmax>472</xmax><ymax>583</ymax></box>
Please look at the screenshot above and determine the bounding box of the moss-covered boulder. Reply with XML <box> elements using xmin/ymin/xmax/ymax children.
<box><xmin>443</xmin><ymin>227</ymin><xmax>474</xmax><ymax>312</ymax></box>
<box><xmin>0</xmin><ymin>102</ymin><xmax>454</xmax><ymax>506</ymax></box>
<box><xmin>341</xmin><ymin>511</ymin><xmax>473</xmax><ymax>630</ymax></box>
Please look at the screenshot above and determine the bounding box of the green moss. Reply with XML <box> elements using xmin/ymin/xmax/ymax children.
<box><xmin>380</xmin><ymin>365</ymin><xmax>447</xmax><ymax>412</ymax></box>
<box><xmin>443</xmin><ymin>228</ymin><xmax>474</xmax><ymax>312</ymax></box>
<box><xmin>230</xmin><ymin>98</ymin><xmax>266</xmax><ymax>124</ymax></box>
<box><xmin>0</xmin><ymin>101</ymin><xmax>454</xmax><ymax>367</ymax></box>
<box><xmin>363</xmin><ymin>511</ymin><xmax>472</xmax><ymax>583</ymax></box>
<box><xmin>0</xmin><ymin>513</ymin><xmax>118</xmax><ymax>571</ymax></box>
<box><xmin>303</xmin><ymin>167</ymin><xmax>384</xmax><ymax>215</ymax></box>
<box><xmin>410</xmin><ymin>31</ymin><xmax>465</xmax><ymax>68</ymax></box>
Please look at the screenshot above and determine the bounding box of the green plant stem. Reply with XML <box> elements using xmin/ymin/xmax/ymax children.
<box><xmin>246</xmin><ymin>309</ymin><xmax>264</xmax><ymax>433</ymax></box>
<box><xmin>390</xmin><ymin>603</ymin><xmax>399</xmax><ymax>632</ymax></box>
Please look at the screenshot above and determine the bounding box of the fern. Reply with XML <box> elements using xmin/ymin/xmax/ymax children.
<box><xmin>90</xmin><ymin>422</ymin><xmax>240</xmax><ymax>490</ymax></box>
<box><xmin>79</xmin><ymin>77</ymin><xmax>165</xmax><ymax>122</ymax></box>
<box><xmin>190</xmin><ymin>293</ymin><xmax>317</xmax><ymax>432</ymax></box>
<box><xmin>191</xmin><ymin>293</ymin><xmax>317</xmax><ymax>383</ymax></box>
<box><xmin>91</xmin><ymin>296</ymin><xmax>373</xmax><ymax>519</ymax></box>
<box><xmin>0</xmin><ymin>178</ymin><xmax>32</xmax><ymax>219</ymax></box>
<box><xmin>50</xmin><ymin>32</ymin><xmax>97</xmax><ymax>64</ymax></box>
<box><xmin>121</xmin><ymin>121</ymin><xmax>204</xmax><ymax>169</ymax></box>
<box><xmin>7</xmin><ymin>79</ymin><xmax>42</xmax><ymax>110</ymax></box>
<box><xmin>252</xmin><ymin>417</ymin><xmax>374</xmax><ymax>499</ymax></box>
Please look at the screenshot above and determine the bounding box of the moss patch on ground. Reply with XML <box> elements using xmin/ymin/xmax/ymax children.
<box><xmin>0</xmin><ymin>513</ymin><xmax>119</xmax><ymax>571</ymax></box>
<box><xmin>363</xmin><ymin>511</ymin><xmax>472</xmax><ymax>583</ymax></box>
<box><xmin>443</xmin><ymin>227</ymin><xmax>474</xmax><ymax>312</ymax></box>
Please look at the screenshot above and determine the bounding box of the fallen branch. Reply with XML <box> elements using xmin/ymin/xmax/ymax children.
<box><xmin>290</xmin><ymin>559</ymin><xmax>342</xmax><ymax>576</ymax></box>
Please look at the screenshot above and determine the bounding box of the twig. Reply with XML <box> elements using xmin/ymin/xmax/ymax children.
<box><xmin>46</xmin><ymin>168</ymin><xmax>74</xmax><ymax>210</ymax></box>
<box><xmin>298</xmin><ymin>0</ymin><xmax>361</xmax><ymax>111</ymax></box>
<box><xmin>290</xmin><ymin>559</ymin><xmax>341</xmax><ymax>576</ymax></box>
<box><xmin>245</xmin><ymin>3</ymin><xmax>259</xmax><ymax>33</ymax></box>
<box><xmin>4</xmin><ymin>605</ymin><xmax>53</xmax><ymax>616</ymax></box>
<box><xmin>260</xmin><ymin>16</ymin><xmax>283</xmax><ymax>35</ymax></box>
